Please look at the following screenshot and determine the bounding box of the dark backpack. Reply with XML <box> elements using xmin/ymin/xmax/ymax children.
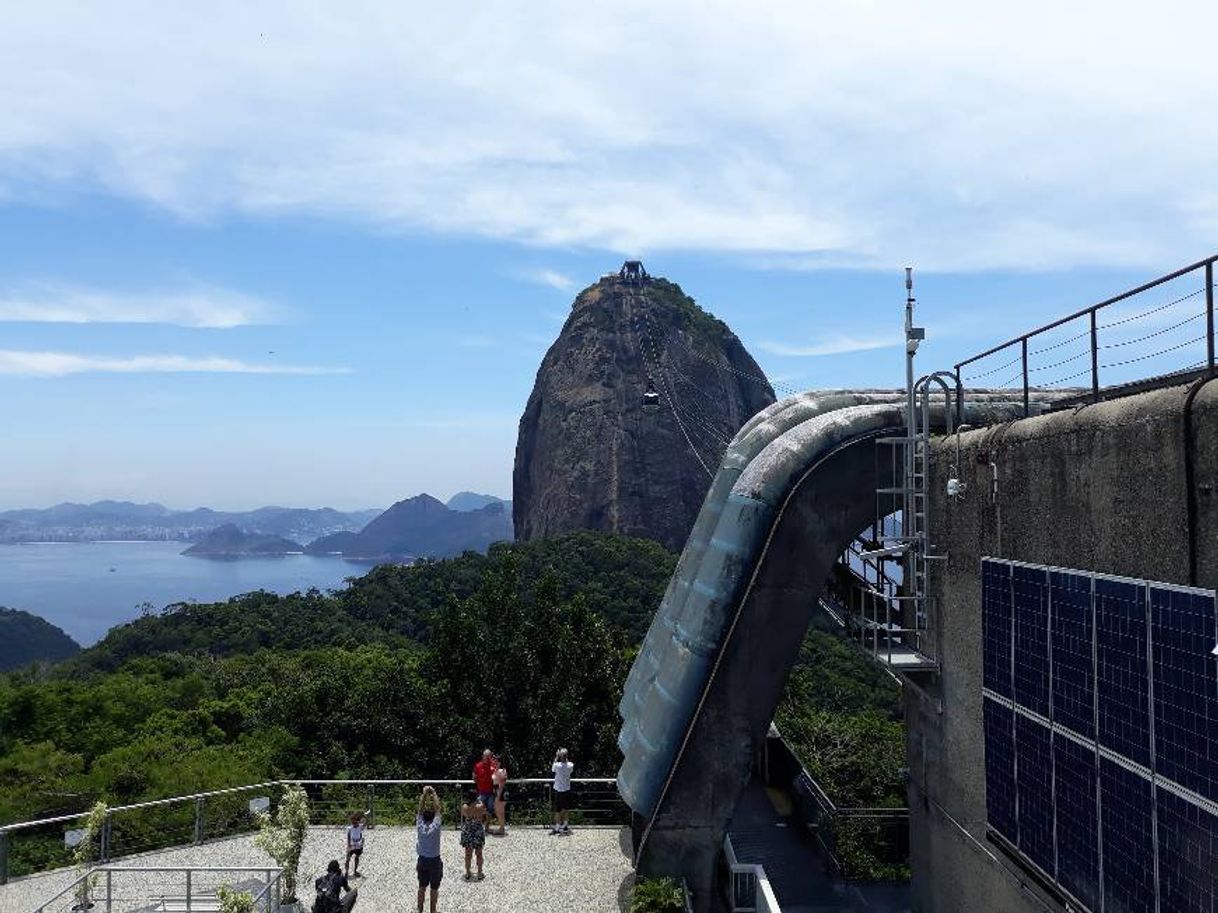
<box><xmin>312</xmin><ymin>874</ymin><xmax>342</xmax><ymax>913</ymax></box>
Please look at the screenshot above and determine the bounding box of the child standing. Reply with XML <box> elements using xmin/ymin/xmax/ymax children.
<box><xmin>459</xmin><ymin>789</ymin><xmax>487</xmax><ymax>881</ymax></box>
<box><xmin>344</xmin><ymin>812</ymin><xmax>365</xmax><ymax>877</ymax></box>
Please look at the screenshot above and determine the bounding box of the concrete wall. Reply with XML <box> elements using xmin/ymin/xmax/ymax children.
<box><xmin>909</xmin><ymin>381</ymin><xmax>1218</xmax><ymax>913</ymax></box>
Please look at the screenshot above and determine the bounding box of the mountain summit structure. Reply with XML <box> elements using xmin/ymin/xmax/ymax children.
<box><xmin>513</xmin><ymin>263</ymin><xmax>776</xmax><ymax>551</ymax></box>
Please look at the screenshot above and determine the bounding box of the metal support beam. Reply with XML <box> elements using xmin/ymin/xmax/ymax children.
<box><xmin>1021</xmin><ymin>337</ymin><xmax>1030</xmax><ymax>417</ymax></box>
<box><xmin>1207</xmin><ymin>261</ymin><xmax>1215</xmax><ymax>371</ymax></box>
<box><xmin>1090</xmin><ymin>310</ymin><xmax>1100</xmax><ymax>401</ymax></box>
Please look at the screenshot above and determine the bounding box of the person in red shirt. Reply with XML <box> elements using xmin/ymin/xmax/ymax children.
<box><xmin>472</xmin><ymin>748</ymin><xmax>498</xmax><ymax>822</ymax></box>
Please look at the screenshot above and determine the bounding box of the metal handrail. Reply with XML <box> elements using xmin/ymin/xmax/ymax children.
<box><xmin>0</xmin><ymin>777</ymin><xmax>616</xmax><ymax>834</ymax></box>
<box><xmin>30</xmin><ymin>865</ymin><xmax>282</xmax><ymax>913</ymax></box>
<box><xmin>953</xmin><ymin>254</ymin><xmax>1218</xmax><ymax>417</ymax></box>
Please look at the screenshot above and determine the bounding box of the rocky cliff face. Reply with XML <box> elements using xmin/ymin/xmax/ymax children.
<box><xmin>513</xmin><ymin>270</ymin><xmax>775</xmax><ymax>551</ymax></box>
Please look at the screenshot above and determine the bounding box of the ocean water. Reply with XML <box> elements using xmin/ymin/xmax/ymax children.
<box><xmin>0</xmin><ymin>541</ymin><xmax>371</xmax><ymax>645</ymax></box>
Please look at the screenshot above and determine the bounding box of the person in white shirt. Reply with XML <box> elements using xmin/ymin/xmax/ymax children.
<box><xmin>344</xmin><ymin>812</ymin><xmax>366</xmax><ymax>877</ymax></box>
<box><xmin>550</xmin><ymin>748</ymin><xmax>574</xmax><ymax>835</ymax></box>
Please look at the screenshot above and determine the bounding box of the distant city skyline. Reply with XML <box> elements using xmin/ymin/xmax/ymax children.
<box><xmin>1</xmin><ymin>3</ymin><xmax>1215</xmax><ymax>507</ymax></box>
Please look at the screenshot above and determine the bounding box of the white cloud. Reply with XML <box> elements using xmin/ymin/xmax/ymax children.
<box><xmin>0</xmin><ymin>351</ymin><xmax>349</xmax><ymax>377</ymax></box>
<box><xmin>1</xmin><ymin>3</ymin><xmax>1216</xmax><ymax>269</ymax></box>
<box><xmin>0</xmin><ymin>283</ymin><xmax>279</xmax><ymax>327</ymax></box>
<box><xmin>758</xmin><ymin>336</ymin><xmax>900</xmax><ymax>357</ymax></box>
<box><xmin>517</xmin><ymin>268</ymin><xmax>577</xmax><ymax>292</ymax></box>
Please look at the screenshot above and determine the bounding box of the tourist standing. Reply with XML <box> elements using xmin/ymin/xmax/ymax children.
<box><xmin>459</xmin><ymin>789</ymin><xmax>487</xmax><ymax>881</ymax></box>
<box><xmin>550</xmin><ymin>748</ymin><xmax>574</xmax><ymax>835</ymax></box>
<box><xmin>415</xmin><ymin>787</ymin><xmax>443</xmax><ymax>913</ymax></box>
<box><xmin>472</xmin><ymin>749</ymin><xmax>498</xmax><ymax>824</ymax></box>
<box><xmin>344</xmin><ymin>812</ymin><xmax>365</xmax><ymax>877</ymax></box>
<box><xmin>492</xmin><ymin>762</ymin><xmax>509</xmax><ymax>836</ymax></box>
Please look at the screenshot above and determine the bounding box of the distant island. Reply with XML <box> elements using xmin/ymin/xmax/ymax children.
<box><xmin>0</xmin><ymin>606</ymin><xmax>80</xmax><ymax>671</ymax></box>
<box><xmin>182</xmin><ymin>524</ymin><xmax>303</xmax><ymax>558</ymax></box>
<box><xmin>174</xmin><ymin>493</ymin><xmax>513</xmax><ymax>560</ymax></box>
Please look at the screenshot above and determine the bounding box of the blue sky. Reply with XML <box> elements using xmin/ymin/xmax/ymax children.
<box><xmin>0</xmin><ymin>2</ymin><xmax>1214</xmax><ymax>509</ymax></box>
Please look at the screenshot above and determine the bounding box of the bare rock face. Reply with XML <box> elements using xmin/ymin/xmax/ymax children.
<box><xmin>513</xmin><ymin>268</ymin><xmax>775</xmax><ymax>551</ymax></box>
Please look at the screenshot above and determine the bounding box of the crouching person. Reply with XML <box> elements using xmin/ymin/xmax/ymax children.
<box><xmin>313</xmin><ymin>860</ymin><xmax>357</xmax><ymax>913</ymax></box>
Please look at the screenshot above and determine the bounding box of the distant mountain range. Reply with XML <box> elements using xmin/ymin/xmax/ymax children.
<box><xmin>0</xmin><ymin>607</ymin><xmax>80</xmax><ymax>671</ymax></box>
<box><xmin>0</xmin><ymin>501</ymin><xmax>383</xmax><ymax>544</ymax></box>
<box><xmin>307</xmin><ymin>494</ymin><xmax>512</xmax><ymax>561</ymax></box>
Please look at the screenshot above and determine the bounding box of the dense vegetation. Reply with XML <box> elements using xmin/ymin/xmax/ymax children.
<box><xmin>0</xmin><ymin>534</ymin><xmax>666</xmax><ymax>863</ymax></box>
<box><xmin>1</xmin><ymin>529</ymin><xmax>907</xmax><ymax>883</ymax></box>
<box><xmin>775</xmin><ymin>616</ymin><xmax>908</xmax><ymax>881</ymax></box>
<box><xmin>0</xmin><ymin>607</ymin><xmax>80</xmax><ymax>672</ymax></box>
<box><xmin>71</xmin><ymin>531</ymin><xmax>675</xmax><ymax>673</ymax></box>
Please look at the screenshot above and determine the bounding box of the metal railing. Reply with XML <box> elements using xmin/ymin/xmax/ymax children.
<box><xmin>30</xmin><ymin>865</ymin><xmax>282</xmax><ymax>913</ymax></box>
<box><xmin>722</xmin><ymin>836</ymin><xmax>781</xmax><ymax>913</ymax></box>
<box><xmin>955</xmin><ymin>253</ymin><xmax>1218</xmax><ymax>416</ymax></box>
<box><xmin>0</xmin><ymin>777</ymin><xmax>621</xmax><ymax>884</ymax></box>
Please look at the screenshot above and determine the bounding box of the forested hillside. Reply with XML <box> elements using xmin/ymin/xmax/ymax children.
<box><xmin>0</xmin><ymin>608</ymin><xmax>80</xmax><ymax>672</ymax></box>
<box><xmin>0</xmin><ymin>533</ymin><xmax>674</xmax><ymax>842</ymax></box>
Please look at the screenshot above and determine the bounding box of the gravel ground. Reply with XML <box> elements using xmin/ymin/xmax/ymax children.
<box><xmin>2</xmin><ymin>825</ymin><xmax>635</xmax><ymax>913</ymax></box>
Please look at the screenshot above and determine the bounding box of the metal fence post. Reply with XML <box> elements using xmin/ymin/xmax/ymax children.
<box><xmin>1089</xmin><ymin>309</ymin><xmax>1100</xmax><ymax>401</ymax></box>
<box><xmin>106</xmin><ymin>868</ymin><xmax>113</xmax><ymax>913</ymax></box>
<box><xmin>0</xmin><ymin>829</ymin><xmax>8</xmax><ymax>885</ymax></box>
<box><xmin>1021</xmin><ymin>337</ymin><xmax>1030</xmax><ymax>417</ymax></box>
<box><xmin>1206</xmin><ymin>261</ymin><xmax>1215</xmax><ymax>371</ymax></box>
<box><xmin>194</xmin><ymin>797</ymin><xmax>204</xmax><ymax>845</ymax></box>
<box><xmin>186</xmin><ymin>869</ymin><xmax>192</xmax><ymax>912</ymax></box>
<box><xmin>101</xmin><ymin>812</ymin><xmax>112</xmax><ymax>863</ymax></box>
<box><xmin>368</xmin><ymin>784</ymin><xmax>375</xmax><ymax>829</ymax></box>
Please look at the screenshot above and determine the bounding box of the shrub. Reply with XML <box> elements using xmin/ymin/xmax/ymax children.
<box><xmin>631</xmin><ymin>876</ymin><xmax>685</xmax><ymax>913</ymax></box>
<box><xmin>254</xmin><ymin>785</ymin><xmax>309</xmax><ymax>902</ymax></box>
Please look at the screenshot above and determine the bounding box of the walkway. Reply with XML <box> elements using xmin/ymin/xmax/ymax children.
<box><xmin>728</xmin><ymin>779</ymin><xmax>910</xmax><ymax>913</ymax></box>
<box><xmin>3</xmin><ymin>824</ymin><xmax>635</xmax><ymax>913</ymax></box>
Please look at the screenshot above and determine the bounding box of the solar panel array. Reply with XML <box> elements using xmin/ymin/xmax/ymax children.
<box><xmin>981</xmin><ymin>558</ymin><xmax>1218</xmax><ymax>913</ymax></box>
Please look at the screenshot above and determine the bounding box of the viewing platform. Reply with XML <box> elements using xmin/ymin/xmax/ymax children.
<box><xmin>3</xmin><ymin>824</ymin><xmax>635</xmax><ymax>913</ymax></box>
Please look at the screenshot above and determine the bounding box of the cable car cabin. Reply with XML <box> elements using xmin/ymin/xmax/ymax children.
<box><xmin>642</xmin><ymin>388</ymin><xmax>661</xmax><ymax>412</ymax></box>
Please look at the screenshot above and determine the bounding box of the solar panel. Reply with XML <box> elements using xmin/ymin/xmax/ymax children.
<box><xmin>1049</xmin><ymin>569</ymin><xmax>1094</xmax><ymax>738</ymax></box>
<box><xmin>982</xmin><ymin>560</ymin><xmax>1217</xmax><ymax>912</ymax></box>
<box><xmin>1100</xmin><ymin>758</ymin><xmax>1156</xmax><ymax>913</ymax></box>
<box><xmin>1096</xmin><ymin>576</ymin><xmax>1151</xmax><ymax>767</ymax></box>
<box><xmin>984</xmin><ymin>697</ymin><xmax>1017</xmax><ymax>842</ymax></box>
<box><xmin>1052</xmin><ymin>733</ymin><xmax>1099</xmax><ymax>911</ymax></box>
<box><xmin>1156</xmin><ymin>787</ymin><xmax>1218</xmax><ymax>913</ymax></box>
<box><xmin>1014</xmin><ymin>712</ymin><xmax>1054</xmax><ymax>874</ymax></box>
<box><xmin>982</xmin><ymin>559</ymin><xmax>1013</xmax><ymax>698</ymax></box>
<box><xmin>1150</xmin><ymin>585</ymin><xmax>1218</xmax><ymax>803</ymax></box>
<box><xmin>1013</xmin><ymin>565</ymin><xmax>1050</xmax><ymax>717</ymax></box>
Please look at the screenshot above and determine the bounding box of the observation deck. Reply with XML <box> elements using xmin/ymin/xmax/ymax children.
<box><xmin>3</xmin><ymin>824</ymin><xmax>634</xmax><ymax>913</ymax></box>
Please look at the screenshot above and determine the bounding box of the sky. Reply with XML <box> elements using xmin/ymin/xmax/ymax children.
<box><xmin>0</xmin><ymin>1</ymin><xmax>1215</xmax><ymax>510</ymax></box>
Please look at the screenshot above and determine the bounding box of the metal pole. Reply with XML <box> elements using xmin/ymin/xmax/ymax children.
<box><xmin>1021</xmin><ymin>337</ymin><xmax>1030</xmax><ymax>417</ymax></box>
<box><xmin>106</xmin><ymin>869</ymin><xmax>112</xmax><ymax>913</ymax></box>
<box><xmin>186</xmin><ymin>870</ymin><xmax>192</xmax><ymax>912</ymax></box>
<box><xmin>1206</xmin><ymin>261</ymin><xmax>1215</xmax><ymax>371</ymax></box>
<box><xmin>1090</xmin><ymin>309</ymin><xmax>1100</xmax><ymax>401</ymax></box>
<box><xmin>101</xmin><ymin>812</ymin><xmax>112</xmax><ymax>863</ymax></box>
<box><xmin>368</xmin><ymin>784</ymin><xmax>375</xmax><ymax>829</ymax></box>
<box><xmin>0</xmin><ymin>830</ymin><xmax>8</xmax><ymax>885</ymax></box>
<box><xmin>194</xmin><ymin>798</ymin><xmax>204</xmax><ymax>845</ymax></box>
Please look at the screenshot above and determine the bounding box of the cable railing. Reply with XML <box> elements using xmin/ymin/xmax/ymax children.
<box><xmin>30</xmin><ymin>865</ymin><xmax>283</xmax><ymax>913</ymax></box>
<box><xmin>0</xmin><ymin>777</ymin><xmax>621</xmax><ymax>884</ymax></box>
<box><xmin>955</xmin><ymin>253</ymin><xmax>1218</xmax><ymax>417</ymax></box>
